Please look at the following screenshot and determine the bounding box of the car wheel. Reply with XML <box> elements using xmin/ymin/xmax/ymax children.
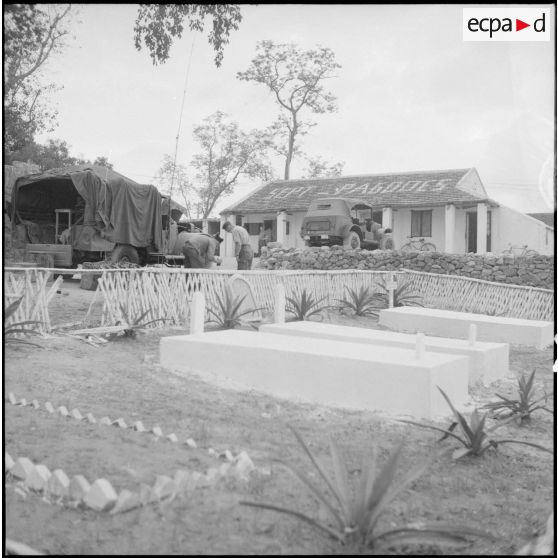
<box><xmin>343</xmin><ymin>231</ymin><xmax>361</xmax><ymax>250</ymax></box>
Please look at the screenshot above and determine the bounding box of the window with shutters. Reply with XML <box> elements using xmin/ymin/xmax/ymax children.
<box><xmin>410</xmin><ymin>210</ymin><xmax>432</xmax><ymax>237</ymax></box>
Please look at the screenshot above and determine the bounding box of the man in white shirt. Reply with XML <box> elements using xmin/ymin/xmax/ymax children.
<box><xmin>222</xmin><ymin>222</ymin><xmax>254</xmax><ymax>270</ymax></box>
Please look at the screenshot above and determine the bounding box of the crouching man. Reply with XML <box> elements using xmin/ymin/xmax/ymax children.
<box><xmin>174</xmin><ymin>231</ymin><xmax>223</xmax><ymax>269</ymax></box>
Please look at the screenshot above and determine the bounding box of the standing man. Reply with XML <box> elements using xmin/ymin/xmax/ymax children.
<box><xmin>174</xmin><ymin>231</ymin><xmax>223</xmax><ymax>269</ymax></box>
<box><xmin>222</xmin><ymin>221</ymin><xmax>253</xmax><ymax>270</ymax></box>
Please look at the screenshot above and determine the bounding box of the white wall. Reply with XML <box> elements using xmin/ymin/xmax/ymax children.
<box><xmin>492</xmin><ymin>206</ymin><xmax>554</xmax><ymax>255</ymax></box>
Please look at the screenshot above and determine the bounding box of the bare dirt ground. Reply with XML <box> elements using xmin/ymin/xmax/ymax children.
<box><xmin>4</xmin><ymin>278</ymin><xmax>555</xmax><ymax>555</ymax></box>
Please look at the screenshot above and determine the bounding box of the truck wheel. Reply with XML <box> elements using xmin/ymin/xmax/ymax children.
<box><xmin>110</xmin><ymin>244</ymin><xmax>139</xmax><ymax>265</ymax></box>
<box><xmin>343</xmin><ymin>231</ymin><xmax>361</xmax><ymax>250</ymax></box>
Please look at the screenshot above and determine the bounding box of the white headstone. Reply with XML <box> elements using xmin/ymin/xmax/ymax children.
<box><xmin>227</xmin><ymin>274</ymin><xmax>263</xmax><ymax>322</ymax></box>
<box><xmin>415</xmin><ymin>332</ymin><xmax>425</xmax><ymax>359</ymax></box>
<box><xmin>274</xmin><ymin>283</ymin><xmax>286</xmax><ymax>324</ymax></box>
<box><xmin>190</xmin><ymin>291</ymin><xmax>206</xmax><ymax>335</ymax></box>
<box><xmin>468</xmin><ymin>323</ymin><xmax>477</xmax><ymax>346</ymax></box>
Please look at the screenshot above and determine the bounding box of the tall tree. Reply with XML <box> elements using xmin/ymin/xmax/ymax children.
<box><xmin>237</xmin><ymin>41</ymin><xmax>341</xmax><ymax>180</ymax></box>
<box><xmin>155</xmin><ymin>155</ymin><xmax>196</xmax><ymax>219</ymax></box>
<box><xmin>191</xmin><ymin>111</ymin><xmax>273</xmax><ymax>218</ymax></box>
<box><xmin>4</xmin><ymin>4</ymin><xmax>73</xmax><ymax>155</ymax></box>
<box><xmin>303</xmin><ymin>156</ymin><xmax>345</xmax><ymax>179</ymax></box>
<box><xmin>134</xmin><ymin>4</ymin><xmax>242</xmax><ymax>67</ymax></box>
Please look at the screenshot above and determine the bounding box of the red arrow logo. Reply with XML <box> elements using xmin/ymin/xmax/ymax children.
<box><xmin>516</xmin><ymin>19</ymin><xmax>530</xmax><ymax>31</ymax></box>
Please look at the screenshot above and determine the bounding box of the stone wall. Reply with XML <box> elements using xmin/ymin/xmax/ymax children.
<box><xmin>259</xmin><ymin>247</ymin><xmax>554</xmax><ymax>290</ymax></box>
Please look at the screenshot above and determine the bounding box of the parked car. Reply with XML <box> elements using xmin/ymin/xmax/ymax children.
<box><xmin>300</xmin><ymin>197</ymin><xmax>381</xmax><ymax>250</ymax></box>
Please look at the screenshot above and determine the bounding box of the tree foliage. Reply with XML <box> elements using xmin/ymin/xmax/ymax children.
<box><xmin>303</xmin><ymin>156</ymin><xmax>345</xmax><ymax>179</ymax></box>
<box><xmin>155</xmin><ymin>155</ymin><xmax>197</xmax><ymax>219</ymax></box>
<box><xmin>237</xmin><ymin>41</ymin><xmax>341</xmax><ymax>179</ymax></box>
<box><xmin>134</xmin><ymin>4</ymin><xmax>242</xmax><ymax>67</ymax></box>
<box><xmin>7</xmin><ymin>139</ymin><xmax>112</xmax><ymax>172</ymax></box>
<box><xmin>191</xmin><ymin>111</ymin><xmax>274</xmax><ymax>218</ymax></box>
<box><xmin>4</xmin><ymin>4</ymin><xmax>73</xmax><ymax>155</ymax></box>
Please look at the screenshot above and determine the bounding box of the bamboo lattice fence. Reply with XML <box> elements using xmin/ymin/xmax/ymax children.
<box><xmin>3</xmin><ymin>267</ymin><xmax>554</xmax><ymax>334</ymax></box>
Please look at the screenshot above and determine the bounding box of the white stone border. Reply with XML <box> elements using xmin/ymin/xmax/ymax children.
<box><xmin>5</xmin><ymin>449</ymin><xmax>258</xmax><ymax>514</ymax></box>
<box><xmin>6</xmin><ymin>392</ymin><xmax>251</xmax><ymax>464</ymax></box>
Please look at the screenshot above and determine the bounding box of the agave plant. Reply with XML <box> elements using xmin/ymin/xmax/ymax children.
<box><xmin>241</xmin><ymin>426</ymin><xmax>493</xmax><ymax>552</ymax></box>
<box><xmin>286</xmin><ymin>289</ymin><xmax>331</xmax><ymax>321</ymax></box>
<box><xmin>115</xmin><ymin>304</ymin><xmax>170</xmax><ymax>338</ymax></box>
<box><xmin>4</xmin><ymin>296</ymin><xmax>43</xmax><ymax>347</ymax></box>
<box><xmin>483</xmin><ymin>370</ymin><xmax>552</xmax><ymax>423</ymax></box>
<box><xmin>400</xmin><ymin>387</ymin><xmax>552</xmax><ymax>460</ymax></box>
<box><xmin>336</xmin><ymin>285</ymin><xmax>382</xmax><ymax>317</ymax></box>
<box><xmin>371</xmin><ymin>277</ymin><xmax>424</xmax><ymax>309</ymax></box>
<box><xmin>206</xmin><ymin>287</ymin><xmax>263</xmax><ymax>330</ymax></box>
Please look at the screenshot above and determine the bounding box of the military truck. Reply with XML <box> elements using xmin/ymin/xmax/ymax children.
<box><xmin>300</xmin><ymin>197</ymin><xmax>382</xmax><ymax>250</ymax></box>
<box><xmin>9</xmin><ymin>165</ymin><xmax>187</xmax><ymax>268</ymax></box>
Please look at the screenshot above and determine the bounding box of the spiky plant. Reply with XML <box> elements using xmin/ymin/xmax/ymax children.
<box><xmin>4</xmin><ymin>296</ymin><xmax>43</xmax><ymax>347</ymax></box>
<box><xmin>241</xmin><ymin>426</ymin><xmax>493</xmax><ymax>552</ymax></box>
<box><xmin>371</xmin><ymin>277</ymin><xmax>424</xmax><ymax>309</ymax></box>
<box><xmin>115</xmin><ymin>305</ymin><xmax>170</xmax><ymax>338</ymax></box>
<box><xmin>286</xmin><ymin>289</ymin><xmax>331</xmax><ymax>321</ymax></box>
<box><xmin>206</xmin><ymin>287</ymin><xmax>263</xmax><ymax>330</ymax></box>
<box><xmin>336</xmin><ymin>285</ymin><xmax>382</xmax><ymax>317</ymax></box>
<box><xmin>483</xmin><ymin>370</ymin><xmax>552</xmax><ymax>423</ymax></box>
<box><xmin>400</xmin><ymin>387</ymin><xmax>552</xmax><ymax>459</ymax></box>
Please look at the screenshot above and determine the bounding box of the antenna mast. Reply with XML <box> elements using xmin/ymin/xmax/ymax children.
<box><xmin>167</xmin><ymin>37</ymin><xmax>195</xmax><ymax>233</ymax></box>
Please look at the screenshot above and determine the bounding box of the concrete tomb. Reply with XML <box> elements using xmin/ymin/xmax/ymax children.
<box><xmin>378</xmin><ymin>307</ymin><xmax>553</xmax><ymax>349</ymax></box>
<box><xmin>260</xmin><ymin>321</ymin><xmax>509</xmax><ymax>385</ymax></box>
<box><xmin>160</xmin><ymin>329</ymin><xmax>469</xmax><ymax>419</ymax></box>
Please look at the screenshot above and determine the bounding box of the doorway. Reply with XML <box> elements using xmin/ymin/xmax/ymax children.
<box><xmin>466</xmin><ymin>212</ymin><xmax>477</xmax><ymax>253</ymax></box>
<box><xmin>264</xmin><ymin>219</ymin><xmax>276</xmax><ymax>242</ymax></box>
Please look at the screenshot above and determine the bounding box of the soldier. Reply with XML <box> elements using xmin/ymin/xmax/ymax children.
<box><xmin>174</xmin><ymin>231</ymin><xmax>223</xmax><ymax>269</ymax></box>
<box><xmin>222</xmin><ymin>222</ymin><xmax>253</xmax><ymax>270</ymax></box>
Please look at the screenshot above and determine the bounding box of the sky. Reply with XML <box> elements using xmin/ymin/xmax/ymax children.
<box><xmin>33</xmin><ymin>3</ymin><xmax>556</xmax><ymax>215</ymax></box>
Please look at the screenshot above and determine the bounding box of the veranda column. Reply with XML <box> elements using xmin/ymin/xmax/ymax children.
<box><xmin>444</xmin><ymin>204</ymin><xmax>456</xmax><ymax>253</ymax></box>
<box><xmin>382</xmin><ymin>207</ymin><xmax>393</xmax><ymax>229</ymax></box>
<box><xmin>476</xmin><ymin>203</ymin><xmax>488</xmax><ymax>254</ymax></box>
<box><xmin>221</xmin><ymin>215</ymin><xmax>235</xmax><ymax>257</ymax></box>
<box><xmin>276</xmin><ymin>211</ymin><xmax>287</xmax><ymax>245</ymax></box>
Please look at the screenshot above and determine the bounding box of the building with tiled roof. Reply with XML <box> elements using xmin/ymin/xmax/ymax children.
<box><xmin>219</xmin><ymin>168</ymin><xmax>554</xmax><ymax>257</ymax></box>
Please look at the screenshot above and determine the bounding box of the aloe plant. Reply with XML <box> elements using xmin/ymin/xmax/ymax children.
<box><xmin>286</xmin><ymin>289</ymin><xmax>331</xmax><ymax>321</ymax></box>
<box><xmin>336</xmin><ymin>285</ymin><xmax>382</xmax><ymax>317</ymax></box>
<box><xmin>400</xmin><ymin>387</ymin><xmax>552</xmax><ymax>459</ymax></box>
<box><xmin>241</xmin><ymin>426</ymin><xmax>493</xmax><ymax>552</ymax></box>
<box><xmin>206</xmin><ymin>287</ymin><xmax>263</xmax><ymax>329</ymax></box>
<box><xmin>483</xmin><ymin>370</ymin><xmax>552</xmax><ymax>423</ymax></box>
<box><xmin>4</xmin><ymin>296</ymin><xmax>43</xmax><ymax>347</ymax></box>
<box><xmin>371</xmin><ymin>277</ymin><xmax>424</xmax><ymax>309</ymax></box>
<box><xmin>116</xmin><ymin>305</ymin><xmax>170</xmax><ymax>338</ymax></box>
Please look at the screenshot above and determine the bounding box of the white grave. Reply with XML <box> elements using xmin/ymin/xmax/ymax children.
<box><xmin>379</xmin><ymin>307</ymin><xmax>553</xmax><ymax>349</ymax></box>
<box><xmin>274</xmin><ymin>283</ymin><xmax>286</xmax><ymax>324</ymax></box>
<box><xmin>160</xmin><ymin>330</ymin><xmax>469</xmax><ymax>418</ymax></box>
<box><xmin>259</xmin><ymin>321</ymin><xmax>509</xmax><ymax>385</ymax></box>
<box><xmin>227</xmin><ymin>274</ymin><xmax>263</xmax><ymax>322</ymax></box>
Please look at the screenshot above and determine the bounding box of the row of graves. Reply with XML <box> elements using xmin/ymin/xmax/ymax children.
<box><xmin>161</xmin><ymin>276</ymin><xmax>554</xmax><ymax>419</ymax></box>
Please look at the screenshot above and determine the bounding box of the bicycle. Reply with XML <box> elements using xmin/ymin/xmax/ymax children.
<box><xmin>400</xmin><ymin>237</ymin><xmax>437</xmax><ymax>253</ymax></box>
<box><xmin>501</xmin><ymin>244</ymin><xmax>539</xmax><ymax>257</ymax></box>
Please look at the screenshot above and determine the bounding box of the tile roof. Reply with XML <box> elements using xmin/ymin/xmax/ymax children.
<box><xmin>527</xmin><ymin>213</ymin><xmax>554</xmax><ymax>228</ymax></box>
<box><xmin>222</xmin><ymin>168</ymin><xmax>490</xmax><ymax>214</ymax></box>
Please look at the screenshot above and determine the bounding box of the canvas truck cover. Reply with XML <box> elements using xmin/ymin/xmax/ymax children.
<box><xmin>12</xmin><ymin>165</ymin><xmax>163</xmax><ymax>250</ymax></box>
